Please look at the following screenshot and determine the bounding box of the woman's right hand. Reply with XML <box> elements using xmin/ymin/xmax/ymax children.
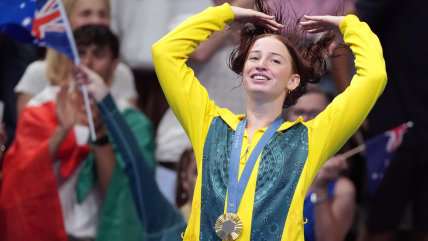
<box><xmin>229</xmin><ymin>6</ymin><xmax>283</xmax><ymax>33</ymax></box>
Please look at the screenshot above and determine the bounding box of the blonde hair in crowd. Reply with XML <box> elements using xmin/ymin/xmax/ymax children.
<box><xmin>45</xmin><ymin>0</ymin><xmax>111</xmax><ymax>85</ymax></box>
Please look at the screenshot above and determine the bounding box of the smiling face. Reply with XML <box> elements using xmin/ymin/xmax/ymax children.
<box><xmin>242</xmin><ymin>36</ymin><xmax>300</xmax><ymax>103</ymax></box>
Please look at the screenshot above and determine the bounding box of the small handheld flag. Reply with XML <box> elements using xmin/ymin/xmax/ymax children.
<box><xmin>0</xmin><ymin>0</ymin><xmax>96</xmax><ymax>141</ymax></box>
<box><xmin>341</xmin><ymin>122</ymin><xmax>412</xmax><ymax>194</ymax></box>
<box><xmin>365</xmin><ymin>122</ymin><xmax>412</xmax><ymax>194</ymax></box>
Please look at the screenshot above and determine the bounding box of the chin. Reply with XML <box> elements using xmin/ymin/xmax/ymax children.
<box><xmin>247</xmin><ymin>86</ymin><xmax>271</xmax><ymax>99</ymax></box>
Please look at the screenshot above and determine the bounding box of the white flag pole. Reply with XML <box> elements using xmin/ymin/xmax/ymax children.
<box><xmin>57</xmin><ymin>0</ymin><xmax>97</xmax><ymax>141</ymax></box>
<box><xmin>81</xmin><ymin>85</ymin><xmax>97</xmax><ymax>141</ymax></box>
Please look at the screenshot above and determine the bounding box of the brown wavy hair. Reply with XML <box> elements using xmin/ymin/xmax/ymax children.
<box><xmin>229</xmin><ymin>0</ymin><xmax>341</xmax><ymax>108</ymax></box>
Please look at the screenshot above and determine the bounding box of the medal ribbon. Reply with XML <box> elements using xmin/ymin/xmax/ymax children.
<box><xmin>226</xmin><ymin>115</ymin><xmax>283</xmax><ymax>214</ymax></box>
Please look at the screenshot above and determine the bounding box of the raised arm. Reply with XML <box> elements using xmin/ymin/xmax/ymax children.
<box><xmin>152</xmin><ymin>4</ymin><xmax>281</xmax><ymax>157</ymax></box>
<box><xmin>301</xmin><ymin>15</ymin><xmax>387</xmax><ymax>171</ymax></box>
<box><xmin>82</xmin><ymin>67</ymin><xmax>187</xmax><ymax>239</ymax></box>
<box><xmin>152</xmin><ymin>4</ymin><xmax>234</xmax><ymax>148</ymax></box>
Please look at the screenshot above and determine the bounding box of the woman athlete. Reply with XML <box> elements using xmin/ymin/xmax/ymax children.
<box><xmin>152</xmin><ymin>0</ymin><xmax>386</xmax><ymax>240</ymax></box>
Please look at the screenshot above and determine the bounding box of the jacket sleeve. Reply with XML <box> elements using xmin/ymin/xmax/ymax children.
<box><xmin>307</xmin><ymin>15</ymin><xmax>387</xmax><ymax>176</ymax></box>
<box><xmin>151</xmin><ymin>3</ymin><xmax>234</xmax><ymax>163</ymax></box>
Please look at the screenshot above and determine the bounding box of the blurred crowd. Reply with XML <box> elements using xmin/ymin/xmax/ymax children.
<box><xmin>0</xmin><ymin>0</ymin><xmax>427</xmax><ymax>240</ymax></box>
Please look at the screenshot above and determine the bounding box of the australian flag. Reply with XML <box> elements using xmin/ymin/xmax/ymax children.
<box><xmin>0</xmin><ymin>0</ymin><xmax>79</xmax><ymax>64</ymax></box>
<box><xmin>366</xmin><ymin>122</ymin><xmax>412</xmax><ymax>194</ymax></box>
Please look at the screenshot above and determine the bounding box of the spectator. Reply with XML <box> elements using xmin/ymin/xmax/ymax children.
<box><xmin>284</xmin><ymin>87</ymin><xmax>356</xmax><ymax>241</ymax></box>
<box><xmin>175</xmin><ymin>148</ymin><xmax>197</xmax><ymax>221</ymax></box>
<box><xmin>353</xmin><ymin>0</ymin><xmax>428</xmax><ymax>240</ymax></box>
<box><xmin>84</xmin><ymin>58</ymin><xmax>187</xmax><ymax>240</ymax></box>
<box><xmin>0</xmin><ymin>25</ymin><xmax>153</xmax><ymax>241</ymax></box>
<box><xmin>15</xmin><ymin>0</ymin><xmax>137</xmax><ymax>116</ymax></box>
<box><xmin>0</xmin><ymin>33</ymin><xmax>38</xmax><ymax>148</ymax></box>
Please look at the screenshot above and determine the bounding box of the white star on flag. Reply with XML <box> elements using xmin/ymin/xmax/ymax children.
<box><xmin>22</xmin><ymin>17</ymin><xmax>32</xmax><ymax>27</ymax></box>
<box><xmin>20</xmin><ymin>3</ymin><xmax>26</xmax><ymax>9</ymax></box>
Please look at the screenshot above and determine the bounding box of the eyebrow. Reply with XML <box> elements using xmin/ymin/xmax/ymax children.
<box><xmin>249</xmin><ymin>50</ymin><xmax>286</xmax><ymax>60</ymax></box>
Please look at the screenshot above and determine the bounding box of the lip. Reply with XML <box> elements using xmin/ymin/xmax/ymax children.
<box><xmin>250</xmin><ymin>73</ymin><xmax>271</xmax><ymax>83</ymax></box>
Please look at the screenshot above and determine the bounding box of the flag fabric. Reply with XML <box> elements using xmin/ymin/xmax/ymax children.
<box><xmin>0</xmin><ymin>87</ymin><xmax>146</xmax><ymax>241</ymax></box>
<box><xmin>0</xmin><ymin>0</ymin><xmax>79</xmax><ymax>64</ymax></box>
<box><xmin>366</xmin><ymin>123</ymin><xmax>410</xmax><ymax>194</ymax></box>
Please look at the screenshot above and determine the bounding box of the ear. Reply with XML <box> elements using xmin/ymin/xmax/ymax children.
<box><xmin>287</xmin><ymin>74</ymin><xmax>300</xmax><ymax>91</ymax></box>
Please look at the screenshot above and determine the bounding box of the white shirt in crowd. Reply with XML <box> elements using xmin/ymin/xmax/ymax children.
<box><xmin>15</xmin><ymin>60</ymin><xmax>138</xmax><ymax>102</ymax></box>
<box><xmin>109</xmin><ymin>0</ymin><xmax>212</xmax><ymax>69</ymax></box>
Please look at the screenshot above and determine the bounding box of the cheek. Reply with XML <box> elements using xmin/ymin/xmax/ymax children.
<box><xmin>271</xmin><ymin>67</ymin><xmax>289</xmax><ymax>87</ymax></box>
<box><xmin>69</xmin><ymin>16</ymin><xmax>86</xmax><ymax>30</ymax></box>
<box><xmin>94</xmin><ymin>60</ymin><xmax>112</xmax><ymax>78</ymax></box>
<box><xmin>242</xmin><ymin>62</ymin><xmax>254</xmax><ymax>81</ymax></box>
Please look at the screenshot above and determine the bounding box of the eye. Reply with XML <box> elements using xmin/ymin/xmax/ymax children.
<box><xmin>99</xmin><ymin>11</ymin><xmax>108</xmax><ymax>19</ymax></box>
<box><xmin>272</xmin><ymin>59</ymin><xmax>281</xmax><ymax>64</ymax></box>
<box><xmin>80</xmin><ymin>10</ymin><xmax>91</xmax><ymax>17</ymax></box>
<box><xmin>249</xmin><ymin>56</ymin><xmax>259</xmax><ymax>60</ymax></box>
<box><xmin>94</xmin><ymin>50</ymin><xmax>105</xmax><ymax>59</ymax></box>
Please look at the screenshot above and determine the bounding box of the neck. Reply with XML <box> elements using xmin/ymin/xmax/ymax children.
<box><xmin>245</xmin><ymin>95</ymin><xmax>284</xmax><ymax>142</ymax></box>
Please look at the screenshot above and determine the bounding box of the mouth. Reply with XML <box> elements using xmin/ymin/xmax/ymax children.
<box><xmin>250</xmin><ymin>73</ymin><xmax>271</xmax><ymax>82</ymax></box>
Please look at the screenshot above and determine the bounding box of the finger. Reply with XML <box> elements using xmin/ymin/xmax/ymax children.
<box><xmin>56</xmin><ymin>82</ymin><xmax>70</xmax><ymax>106</ymax></box>
<box><xmin>303</xmin><ymin>15</ymin><xmax>324</xmax><ymax>21</ymax></box>
<box><xmin>335</xmin><ymin>154</ymin><xmax>346</xmax><ymax>162</ymax></box>
<box><xmin>261</xmin><ymin>22</ymin><xmax>279</xmax><ymax>32</ymax></box>
<box><xmin>254</xmin><ymin>11</ymin><xmax>275</xmax><ymax>21</ymax></box>
<box><xmin>299</xmin><ymin>21</ymin><xmax>323</xmax><ymax>30</ymax></box>
<box><xmin>254</xmin><ymin>12</ymin><xmax>283</xmax><ymax>29</ymax></box>
<box><xmin>74</xmin><ymin>66</ymin><xmax>88</xmax><ymax>86</ymax></box>
<box><xmin>306</xmin><ymin>27</ymin><xmax>326</xmax><ymax>33</ymax></box>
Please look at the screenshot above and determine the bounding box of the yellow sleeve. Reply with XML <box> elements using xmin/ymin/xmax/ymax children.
<box><xmin>151</xmin><ymin>4</ymin><xmax>234</xmax><ymax>163</ymax></box>
<box><xmin>306</xmin><ymin>15</ymin><xmax>387</xmax><ymax>176</ymax></box>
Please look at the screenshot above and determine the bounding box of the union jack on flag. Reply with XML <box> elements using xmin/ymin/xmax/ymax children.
<box><xmin>365</xmin><ymin>122</ymin><xmax>413</xmax><ymax>194</ymax></box>
<box><xmin>0</xmin><ymin>0</ymin><xmax>79</xmax><ymax>64</ymax></box>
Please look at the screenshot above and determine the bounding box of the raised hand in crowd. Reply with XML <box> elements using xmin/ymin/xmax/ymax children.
<box><xmin>49</xmin><ymin>82</ymin><xmax>78</xmax><ymax>160</ymax></box>
<box><xmin>312</xmin><ymin>154</ymin><xmax>348</xmax><ymax>191</ymax></box>
<box><xmin>309</xmin><ymin>154</ymin><xmax>356</xmax><ymax>241</ymax></box>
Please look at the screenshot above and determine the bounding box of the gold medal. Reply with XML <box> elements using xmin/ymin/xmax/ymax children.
<box><xmin>215</xmin><ymin>213</ymin><xmax>243</xmax><ymax>240</ymax></box>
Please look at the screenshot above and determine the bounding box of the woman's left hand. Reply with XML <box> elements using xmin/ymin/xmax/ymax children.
<box><xmin>299</xmin><ymin>15</ymin><xmax>345</xmax><ymax>34</ymax></box>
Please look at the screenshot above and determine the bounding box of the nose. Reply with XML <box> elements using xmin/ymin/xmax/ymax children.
<box><xmin>256</xmin><ymin>58</ymin><xmax>267</xmax><ymax>71</ymax></box>
<box><xmin>91</xmin><ymin>15</ymin><xmax>102</xmax><ymax>24</ymax></box>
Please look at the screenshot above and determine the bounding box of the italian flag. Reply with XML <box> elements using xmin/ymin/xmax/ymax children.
<box><xmin>0</xmin><ymin>86</ymin><xmax>154</xmax><ymax>241</ymax></box>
